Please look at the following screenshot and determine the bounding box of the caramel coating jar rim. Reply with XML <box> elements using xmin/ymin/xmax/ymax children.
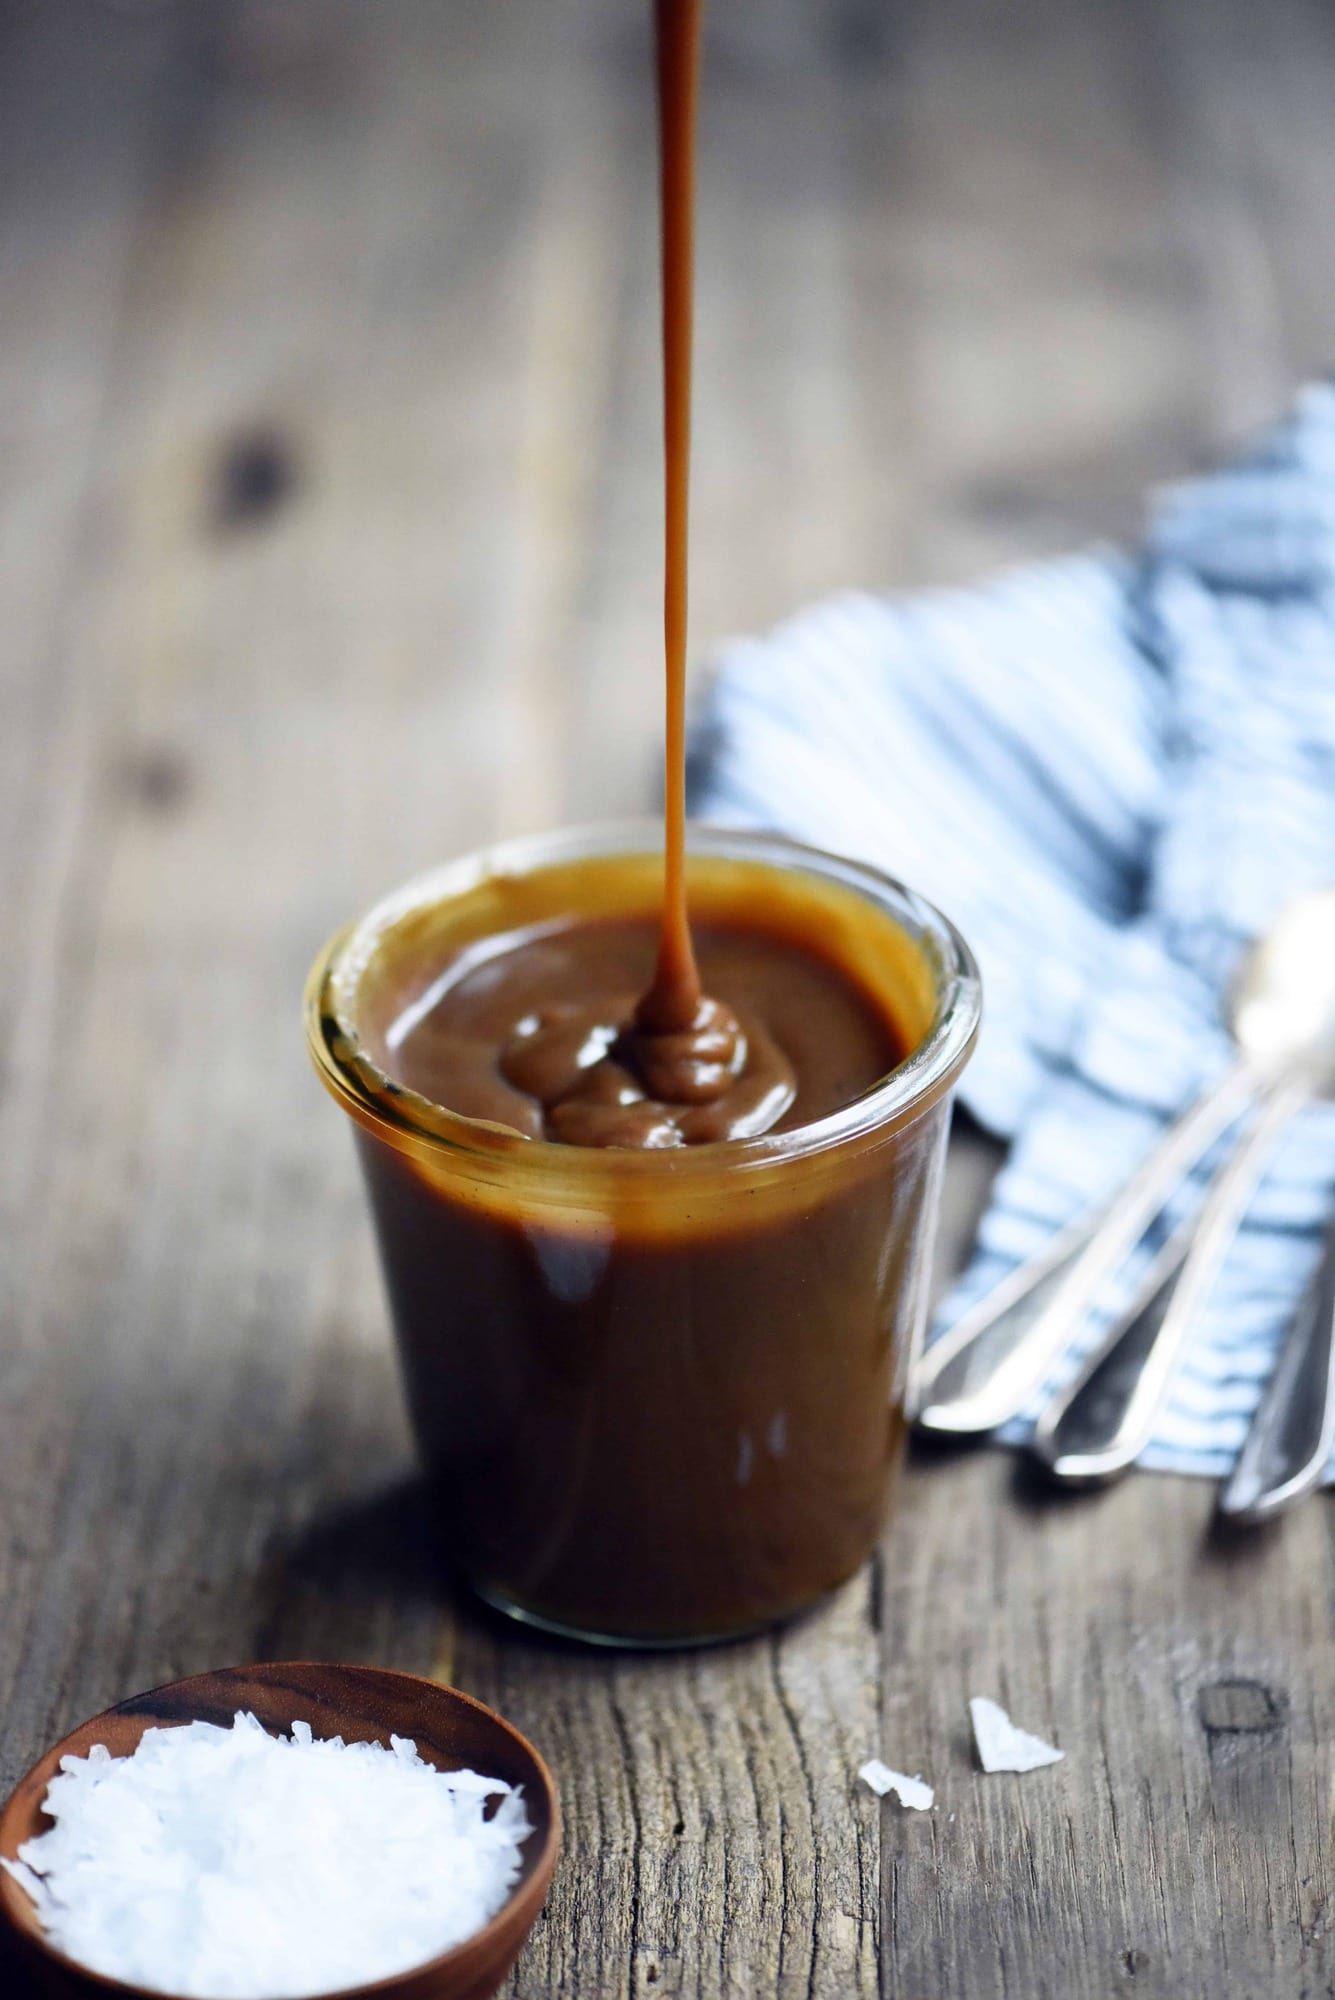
<box><xmin>304</xmin><ymin>822</ymin><xmax>981</xmax><ymax>1199</ymax></box>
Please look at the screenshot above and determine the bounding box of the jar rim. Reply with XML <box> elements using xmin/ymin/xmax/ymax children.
<box><xmin>304</xmin><ymin>821</ymin><xmax>982</xmax><ymax>1184</ymax></box>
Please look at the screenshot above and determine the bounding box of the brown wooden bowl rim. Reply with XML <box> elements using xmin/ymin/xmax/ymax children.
<box><xmin>0</xmin><ymin>1661</ymin><xmax>561</xmax><ymax>2000</ymax></box>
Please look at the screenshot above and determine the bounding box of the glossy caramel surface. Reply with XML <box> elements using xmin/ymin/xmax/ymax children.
<box><xmin>379</xmin><ymin>915</ymin><xmax>905</xmax><ymax>1148</ymax></box>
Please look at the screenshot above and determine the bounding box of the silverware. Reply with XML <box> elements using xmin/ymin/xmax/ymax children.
<box><xmin>1218</xmin><ymin>1203</ymin><xmax>1335</xmax><ymax>1522</ymax></box>
<box><xmin>913</xmin><ymin>891</ymin><xmax>1335</xmax><ymax>1437</ymax></box>
<box><xmin>912</xmin><ymin>1068</ymin><xmax>1255</xmax><ymax>1433</ymax></box>
<box><xmin>1030</xmin><ymin>1069</ymin><xmax>1311</xmax><ymax>1481</ymax></box>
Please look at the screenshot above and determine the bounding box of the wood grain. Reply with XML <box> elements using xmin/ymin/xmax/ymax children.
<box><xmin>1</xmin><ymin>3</ymin><xmax>1333</xmax><ymax>1997</ymax></box>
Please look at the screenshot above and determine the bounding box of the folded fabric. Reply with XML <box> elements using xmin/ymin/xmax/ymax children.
<box><xmin>688</xmin><ymin>384</ymin><xmax>1335</xmax><ymax>1477</ymax></box>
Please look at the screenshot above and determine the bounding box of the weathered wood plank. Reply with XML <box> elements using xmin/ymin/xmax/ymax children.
<box><xmin>880</xmin><ymin>1447</ymin><xmax>1334</xmax><ymax>1999</ymax></box>
<box><xmin>457</xmin><ymin>1564</ymin><xmax>883</xmax><ymax>1998</ymax></box>
<box><xmin>3</xmin><ymin>4</ymin><xmax>1335</xmax><ymax>2000</ymax></box>
<box><xmin>868</xmin><ymin>4</ymin><xmax>1334</xmax><ymax>1993</ymax></box>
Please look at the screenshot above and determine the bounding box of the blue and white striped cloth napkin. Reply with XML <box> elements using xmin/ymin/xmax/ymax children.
<box><xmin>690</xmin><ymin>385</ymin><xmax>1335</xmax><ymax>1477</ymax></box>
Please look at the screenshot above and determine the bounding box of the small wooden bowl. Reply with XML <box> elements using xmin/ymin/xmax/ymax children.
<box><xmin>0</xmin><ymin>1661</ymin><xmax>560</xmax><ymax>2000</ymax></box>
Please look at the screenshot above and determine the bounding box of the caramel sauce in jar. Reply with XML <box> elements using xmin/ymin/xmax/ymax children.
<box><xmin>307</xmin><ymin>828</ymin><xmax>979</xmax><ymax>1643</ymax></box>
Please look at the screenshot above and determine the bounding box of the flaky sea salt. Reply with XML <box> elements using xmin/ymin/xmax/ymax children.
<box><xmin>857</xmin><ymin>1760</ymin><xmax>934</xmax><ymax>1810</ymax></box>
<box><xmin>2</xmin><ymin>1711</ymin><xmax>532</xmax><ymax>1999</ymax></box>
<box><xmin>969</xmin><ymin>1696</ymin><xmax>1063</xmax><ymax>1774</ymax></box>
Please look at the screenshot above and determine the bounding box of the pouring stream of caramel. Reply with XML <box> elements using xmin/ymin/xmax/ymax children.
<box><xmin>381</xmin><ymin>0</ymin><xmax>909</xmax><ymax>1148</ymax></box>
<box><xmin>635</xmin><ymin>0</ymin><xmax>706</xmax><ymax>1040</ymax></box>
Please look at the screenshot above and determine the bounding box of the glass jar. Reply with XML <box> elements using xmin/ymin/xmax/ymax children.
<box><xmin>306</xmin><ymin>823</ymin><xmax>980</xmax><ymax>1645</ymax></box>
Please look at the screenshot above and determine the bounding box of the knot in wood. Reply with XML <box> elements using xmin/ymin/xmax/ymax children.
<box><xmin>1197</xmin><ymin>1677</ymin><xmax>1286</xmax><ymax>1736</ymax></box>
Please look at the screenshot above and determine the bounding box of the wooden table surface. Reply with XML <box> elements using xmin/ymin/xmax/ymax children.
<box><xmin>3</xmin><ymin>2</ymin><xmax>1332</xmax><ymax>1995</ymax></box>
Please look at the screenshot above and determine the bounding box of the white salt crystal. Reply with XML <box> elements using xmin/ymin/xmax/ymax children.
<box><xmin>857</xmin><ymin>1759</ymin><xmax>934</xmax><ymax>1810</ymax></box>
<box><xmin>1</xmin><ymin>1710</ymin><xmax>533</xmax><ymax>1999</ymax></box>
<box><xmin>969</xmin><ymin>1696</ymin><xmax>1064</xmax><ymax>1774</ymax></box>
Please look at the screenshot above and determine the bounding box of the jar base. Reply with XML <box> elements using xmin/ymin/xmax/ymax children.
<box><xmin>470</xmin><ymin>1579</ymin><xmax>815</xmax><ymax>1652</ymax></box>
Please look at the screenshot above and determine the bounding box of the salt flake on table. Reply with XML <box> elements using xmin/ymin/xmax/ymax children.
<box><xmin>858</xmin><ymin>1759</ymin><xmax>934</xmax><ymax>1810</ymax></box>
<box><xmin>969</xmin><ymin>1696</ymin><xmax>1063</xmax><ymax>1773</ymax></box>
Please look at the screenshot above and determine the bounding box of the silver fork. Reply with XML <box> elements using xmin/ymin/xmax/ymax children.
<box><xmin>1218</xmin><ymin>1203</ymin><xmax>1335</xmax><ymax>1522</ymax></box>
<box><xmin>1029</xmin><ymin>1071</ymin><xmax>1310</xmax><ymax>1481</ymax></box>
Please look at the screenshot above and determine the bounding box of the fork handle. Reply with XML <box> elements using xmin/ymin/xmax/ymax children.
<box><xmin>914</xmin><ymin>1057</ymin><xmax>1261</xmax><ymax>1434</ymax></box>
<box><xmin>1032</xmin><ymin>1071</ymin><xmax>1310</xmax><ymax>1481</ymax></box>
<box><xmin>1219</xmin><ymin>1203</ymin><xmax>1335</xmax><ymax>1522</ymax></box>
